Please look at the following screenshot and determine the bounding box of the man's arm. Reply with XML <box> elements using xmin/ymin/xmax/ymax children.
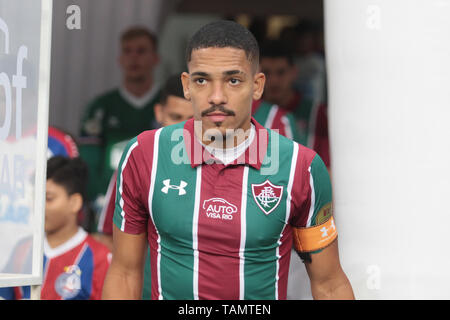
<box><xmin>303</xmin><ymin>239</ymin><xmax>354</xmax><ymax>300</ymax></box>
<box><xmin>102</xmin><ymin>225</ymin><xmax>147</xmax><ymax>299</ymax></box>
<box><xmin>291</xmin><ymin>151</ymin><xmax>352</xmax><ymax>299</ymax></box>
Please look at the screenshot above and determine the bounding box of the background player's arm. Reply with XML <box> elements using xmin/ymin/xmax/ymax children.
<box><xmin>303</xmin><ymin>239</ymin><xmax>354</xmax><ymax>299</ymax></box>
<box><xmin>102</xmin><ymin>225</ymin><xmax>147</xmax><ymax>299</ymax></box>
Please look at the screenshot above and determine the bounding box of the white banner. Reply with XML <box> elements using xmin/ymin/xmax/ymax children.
<box><xmin>0</xmin><ymin>0</ymin><xmax>52</xmax><ymax>288</ymax></box>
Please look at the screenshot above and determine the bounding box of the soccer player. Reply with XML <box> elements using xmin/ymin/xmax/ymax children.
<box><xmin>0</xmin><ymin>156</ymin><xmax>111</xmax><ymax>299</ymax></box>
<box><xmin>252</xmin><ymin>41</ymin><xmax>301</xmax><ymax>143</ymax></box>
<box><xmin>102</xmin><ymin>21</ymin><xmax>353</xmax><ymax>300</ymax></box>
<box><xmin>257</xmin><ymin>40</ymin><xmax>315</xmax><ymax>147</ymax></box>
<box><xmin>79</xmin><ymin>26</ymin><xmax>161</xmax><ymax>218</ymax></box>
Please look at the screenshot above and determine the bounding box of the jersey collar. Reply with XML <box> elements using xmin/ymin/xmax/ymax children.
<box><xmin>44</xmin><ymin>227</ymin><xmax>87</xmax><ymax>259</ymax></box>
<box><xmin>119</xmin><ymin>83</ymin><xmax>160</xmax><ymax>109</ymax></box>
<box><xmin>183</xmin><ymin>117</ymin><xmax>268</xmax><ymax>170</ymax></box>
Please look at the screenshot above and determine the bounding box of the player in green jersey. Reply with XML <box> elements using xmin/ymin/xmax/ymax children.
<box><xmin>79</xmin><ymin>26</ymin><xmax>161</xmax><ymax>222</ymax></box>
<box><xmin>259</xmin><ymin>40</ymin><xmax>315</xmax><ymax>146</ymax></box>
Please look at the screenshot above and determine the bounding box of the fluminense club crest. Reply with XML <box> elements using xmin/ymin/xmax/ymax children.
<box><xmin>251</xmin><ymin>180</ymin><xmax>283</xmax><ymax>215</ymax></box>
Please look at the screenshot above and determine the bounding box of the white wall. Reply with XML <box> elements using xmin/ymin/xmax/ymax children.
<box><xmin>326</xmin><ymin>0</ymin><xmax>450</xmax><ymax>299</ymax></box>
<box><xmin>153</xmin><ymin>13</ymin><xmax>221</xmax><ymax>85</ymax></box>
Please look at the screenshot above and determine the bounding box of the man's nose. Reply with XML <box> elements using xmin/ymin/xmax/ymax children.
<box><xmin>207</xmin><ymin>82</ymin><xmax>227</xmax><ymax>105</ymax></box>
<box><xmin>127</xmin><ymin>50</ymin><xmax>140</xmax><ymax>59</ymax></box>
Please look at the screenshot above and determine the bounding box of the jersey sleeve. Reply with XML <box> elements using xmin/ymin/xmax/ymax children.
<box><xmin>290</xmin><ymin>152</ymin><xmax>336</xmax><ymax>253</ymax></box>
<box><xmin>113</xmin><ymin>136</ymin><xmax>149</xmax><ymax>234</ymax></box>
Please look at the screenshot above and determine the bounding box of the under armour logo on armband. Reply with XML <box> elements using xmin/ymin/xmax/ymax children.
<box><xmin>161</xmin><ymin>179</ymin><xmax>188</xmax><ymax>195</ymax></box>
<box><xmin>320</xmin><ymin>219</ymin><xmax>336</xmax><ymax>238</ymax></box>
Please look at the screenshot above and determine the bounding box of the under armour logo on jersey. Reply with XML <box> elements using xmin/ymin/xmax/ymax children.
<box><xmin>161</xmin><ymin>179</ymin><xmax>187</xmax><ymax>195</ymax></box>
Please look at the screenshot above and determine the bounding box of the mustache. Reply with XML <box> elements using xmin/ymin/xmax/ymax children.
<box><xmin>201</xmin><ymin>104</ymin><xmax>235</xmax><ymax>117</ymax></box>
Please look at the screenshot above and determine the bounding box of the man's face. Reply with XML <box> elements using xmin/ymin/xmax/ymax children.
<box><xmin>181</xmin><ymin>47</ymin><xmax>265</xmax><ymax>138</ymax></box>
<box><xmin>260</xmin><ymin>57</ymin><xmax>297</xmax><ymax>105</ymax></box>
<box><xmin>154</xmin><ymin>95</ymin><xmax>194</xmax><ymax>127</ymax></box>
<box><xmin>119</xmin><ymin>36</ymin><xmax>159</xmax><ymax>82</ymax></box>
<box><xmin>45</xmin><ymin>179</ymin><xmax>79</xmax><ymax>234</ymax></box>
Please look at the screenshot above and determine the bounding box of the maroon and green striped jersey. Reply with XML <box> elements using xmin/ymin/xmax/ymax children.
<box><xmin>114</xmin><ymin>117</ymin><xmax>333</xmax><ymax>300</ymax></box>
<box><xmin>252</xmin><ymin>100</ymin><xmax>302</xmax><ymax>144</ymax></box>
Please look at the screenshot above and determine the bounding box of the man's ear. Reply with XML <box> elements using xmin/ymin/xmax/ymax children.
<box><xmin>290</xmin><ymin>64</ymin><xmax>298</xmax><ymax>82</ymax></box>
<box><xmin>69</xmin><ymin>193</ymin><xmax>83</xmax><ymax>215</ymax></box>
<box><xmin>154</xmin><ymin>103</ymin><xmax>163</xmax><ymax>125</ymax></box>
<box><xmin>153</xmin><ymin>52</ymin><xmax>160</xmax><ymax>66</ymax></box>
<box><xmin>253</xmin><ymin>72</ymin><xmax>266</xmax><ymax>101</ymax></box>
<box><xmin>181</xmin><ymin>72</ymin><xmax>191</xmax><ymax>100</ymax></box>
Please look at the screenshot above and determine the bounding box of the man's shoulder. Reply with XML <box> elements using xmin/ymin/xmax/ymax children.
<box><xmin>257</xmin><ymin>100</ymin><xmax>275</xmax><ymax>111</ymax></box>
<box><xmin>253</xmin><ymin>100</ymin><xmax>296</xmax><ymax>123</ymax></box>
<box><xmin>296</xmin><ymin>90</ymin><xmax>314</xmax><ymax>111</ymax></box>
<box><xmin>135</xmin><ymin>121</ymin><xmax>184</xmax><ymax>148</ymax></box>
<box><xmin>252</xmin><ymin>100</ymin><xmax>275</xmax><ymax>118</ymax></box>
<box><xmin>124</xmin><ymin>126</ymin><xmax>162</xmax><ymax>157</ymax></box>
<box><xmin>268</xmin><ymin>128</ymin><xmax>317</xmax><ymax>163</ymax></box>
<box><xmin>96</xmin><ymin>88</ymin><xmax>121</xmax><ymax>100</ymax></box>
<box><xmin>129</xmin><ymin>121</ymin><xmax>191</xmax><ymax>167</ymax></box>
<box><xmin>87</xmin><ymin>88</ymin><xmax>121</xmax><ymax>108</ymax></box>
<box><xmin>136</xmin><ymin>126</ymin><xmax>162</xmax><ymax>143</ymax></box>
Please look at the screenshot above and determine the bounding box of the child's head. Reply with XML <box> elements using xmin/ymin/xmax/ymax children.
<box><xmin>45</xmin><ymin>156</ymin><xmax>88</xmax><ymax>234</ymax></box>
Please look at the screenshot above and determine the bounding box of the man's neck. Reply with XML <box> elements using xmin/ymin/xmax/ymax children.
<box><xmin>46</xmin><ymin>223</ymin><xmax>79</xmax><ymax>249</ymax></box>
<box><xmin>196</xmin><ymin>122</ymin><xmax>256</xmax><ymax>166</ymax></box>
<box><xmin>123</xmin><ymin>77</ymin><xmax>153</xmax><ymax>98</ymax></box>
<box><xmin>196</xmin><ymin>120</ymin><xmax>252</xmax><ymax>149</ymax></box>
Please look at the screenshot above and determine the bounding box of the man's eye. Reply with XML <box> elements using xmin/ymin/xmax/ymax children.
<box><xmin>229</xmin><ymin>78</ymin><xmax>241</xmax><ymax>85</ymax></box>
<box><xmin>170</xmin><ymin>114</ymin><xmax>182</xmax><ymax>121</ymax></box>
<box><xmin>195</xmin><ymin>78</ymin><xmax>206</xmax><ymax>85</ymax></box>
<box><xmin>277</xmin><ymin>69</ymin><xmax>287</xmax><ymax>77</ymax></box>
